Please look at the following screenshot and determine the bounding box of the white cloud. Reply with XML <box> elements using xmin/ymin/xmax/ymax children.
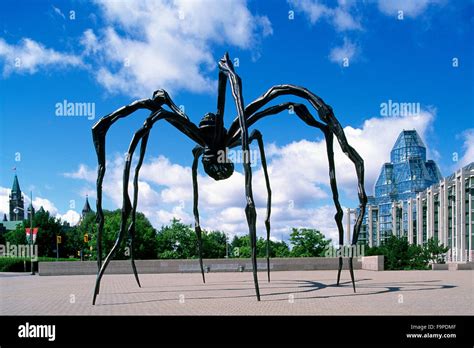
<box><xmin>288</xmin><ymin>0</ymin><xmax>361</xmax><ymax>32</ymax></box>
<box><xmin>30</xmin><ymin>197</ymin><xmax>58</xmax><ymax>216</ymax></box>
<box><xmin>457</xmin><ymin>129</ymin><xmax>474</xmax><ymax>168</ymax></box>
<box><xmin>81</xmin><ymin>0</ymin><xmax>272</xmax><ymax>97</ymax></box>
<box><xmin>56</xmin><ymin>210</ymin><xmax>81</xmax><ymax>226</ymax></box>
<box><xmin>63</xmin><ymin>164</ymin><xmax>96</xmax><ymax>182</ymax></box>
<box><xmin>328</xmin><ymin>37</ymin><xmax>358</xmax><ymax>65</ymax></box>
<box><xmin>0</xmin><ymin>187</ymin><xmax>9</xmax><ymax>218</ymax></box>
<box><xmin>52</xmin><ymin>5</ymin><xmax>66</xmax><ymax>20</ymax></box>
<box><xmin>377</xmin><ymin>0</ymin><xmax>443</xmax><ymax>18</ymax></box>
<box><xmin>0</xmin><ymin>38</ymin><xmax>83</xmax><ymax>76</ymax></box>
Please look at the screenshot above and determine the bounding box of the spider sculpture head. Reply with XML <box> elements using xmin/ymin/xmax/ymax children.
<box><xmin>199</xmin><ymin>112</ymin><xmax>234</xmax><ymax>180</ymax></box>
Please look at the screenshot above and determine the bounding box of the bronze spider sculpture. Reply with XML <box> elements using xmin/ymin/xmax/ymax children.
<box><xmin>91</xmin><ymin>53</ymin><xmax>367</xmax><ymax>305</ymax></box>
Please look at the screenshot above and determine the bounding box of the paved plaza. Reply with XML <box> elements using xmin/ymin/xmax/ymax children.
<box><xmin>1</xmin><ymin>270</ymin><xmax>472</xmax><ymax>315</ymax></box>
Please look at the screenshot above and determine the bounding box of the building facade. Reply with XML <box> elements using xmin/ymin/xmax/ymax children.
<box><xmin>358</xmin><ymin>130</ymin><xmax>473</xmax><ymax>262</ymax></box>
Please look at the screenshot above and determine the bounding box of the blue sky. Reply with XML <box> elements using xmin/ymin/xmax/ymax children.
<box><xmin>0</xmin><ymin>0</ymin><xmax>473</xmax><ymax>242</ymax></box>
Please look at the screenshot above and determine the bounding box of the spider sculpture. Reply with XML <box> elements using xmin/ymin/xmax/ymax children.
<box><xmin>91</xmin><ymin>53</ymin><xmax>367</xmax><ymax>305</ymax></box>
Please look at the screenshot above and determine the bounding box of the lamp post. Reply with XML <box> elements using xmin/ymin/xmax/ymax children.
<box><xmin>225</xmin><ymin>232</ymin><xmax>229</xmax><ymax>258</ymax></box>
<box><xmin>13</xmin><ymin>206</ymin><xmax>26</xmax><ymax>272</ymax></box>
<box><xmin>29</xmin><ymin>192</ymin><xmax>34</xmax><ymax>275</ymax></box>
<box><xmin>15</xmin><ymin>194</ymin><xmax>35</xmax><ymax>275</ymax></box>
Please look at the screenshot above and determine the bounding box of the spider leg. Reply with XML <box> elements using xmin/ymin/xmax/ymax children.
<box><xmin>219</xmin><ymin>53</ymin><xmax>260</xmax><ymax>301</ymax></box>
<box><xmin>227</xmin><ymin>101</ymin><xmax>347</xmax><ymax>287</ymax></box>
<box><xmin>128</xmin><ymin>130</ymin><xmax>152</xmax><ymax>289</ymax></box>
<box><xmin>92</xmin><ymin>109</ymin><xmax>203</xmax><ymax>305</ymax></box>
<box><xmin>227</xmin><ymin>86</ymin><xmax>367</xmax><ymax>292</ymax></box>
<box><xmin>92</xmin><ymin>92</ymin><xmax>201</xmax><ymax>271</ymax></box>
<box><xmin>93</xmin><ymin>116</ymin><xmax>157</xmax><ymax>305</ymax></box>
<box><xmin>248</xmin><ymin>130</ymin><xmax>272</xmax><ymax>282</ymax></box>
<box><xmin>192</xmin><ymin>145</ymin><xmax>206</xmax><ymax>283</ymax></box>
<box><xmin>92</xmin><ymin>99</ymin><xmax>156</xmax><ymax>271</ymax></box>
<box><xmin>323</xmin><ymin>128</ymin><xmax>345</xmax><ymax>286</ymax></box>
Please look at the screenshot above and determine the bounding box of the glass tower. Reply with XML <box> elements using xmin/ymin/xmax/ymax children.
<box><xmin>360</xmin><ymin>130</ymin><xmax>442</xmax><ymax>245</ymax></box>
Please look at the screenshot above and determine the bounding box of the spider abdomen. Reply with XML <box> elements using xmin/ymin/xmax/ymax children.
<box><xmin>202</xmin><ymin>147</ymin><xmax>234</xmax><ymax>181</ymax></box>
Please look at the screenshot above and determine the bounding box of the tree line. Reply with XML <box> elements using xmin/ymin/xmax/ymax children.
<box><xmin>0</xmin><ymin>209</ymin><xmax>450</xmax><ymax>270</ymax></box>
<box><xmin>0</xmin><ymin>209</ymin><xmax>332</xmax><ymax>260</ymax></box>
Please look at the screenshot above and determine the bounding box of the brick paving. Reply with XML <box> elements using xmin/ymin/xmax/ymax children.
<box><xmin>1</xmin><ymin>270</ymin><xmax>472</xmax><ymax>315</ymax></box>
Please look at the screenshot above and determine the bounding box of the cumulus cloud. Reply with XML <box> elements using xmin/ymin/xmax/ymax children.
<box><xmin>80</xmin><ymin>0</ymin><xmax>272</xmax><ymax>97</ymax></box>
<box><xmin>456</xmin><ymin>128</ymin><xmax>474</xmax><ymax>168</ymax></box>
<box><xmin>0</xmin><ymin>187</ymin><xmax>9</xmax><ymax>218</ymax></box>
<box><xmin>63</xmin><ymin>164</ymin><xmax>96</xmax><ymax>182</ymax></box>
<box><xmin>377</xmin><ymin>0</ymin><xmax>443</xmax><ymax>18</ymax></box>
<box><xmin>56</xmin><ymin>210</ymin><xmax>81</xmax><ymax>226</ymax></box>
<box><xmin>0</xmin><ymin>38</ymin><xmax>83</xmax><ymax>76</ymax></box>
<box><xmin>288</xmin><ymin>0</ymin><xmax>362</xmax><ymax>32</ymax></box>
<box><xmin>328</xmin><ymin>37</ymin><xmax>358</xmax><ymax>65</ymax></box>
<box><xmin>0</xmin><ymin>1</ymin><xmax>271</xmax><ymax>96</ymax></box>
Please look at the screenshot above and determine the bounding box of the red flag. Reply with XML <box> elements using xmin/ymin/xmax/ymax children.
<box><xmin>25</xmin><ymin>228</ymin><xmax>38</xmax><ymax>242</ymax></box>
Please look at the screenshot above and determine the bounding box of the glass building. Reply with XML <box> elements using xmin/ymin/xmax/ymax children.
<box><xmin>356</xmin><ymin>130</ymin><xmax>473</xmax><ymax>262</ymax></box>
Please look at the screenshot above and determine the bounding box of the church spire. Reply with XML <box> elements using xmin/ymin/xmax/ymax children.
<box><xmin>82</xmin><ymin>195</ymin><xmax>92</xmax><ymax>217</ymax></box>
<box><xmin>9</xmin><ymin>173</ymin><xmax>24</xmax><ymax>221</ymax></box>
<box><xmin>12</xmin><ymin>174</ymin><xmax>21</xmax><ymax>195</ymax></box>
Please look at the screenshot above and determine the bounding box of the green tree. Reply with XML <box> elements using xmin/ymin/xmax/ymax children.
<box><xmin>370</xmin><ymin>236</ymin><xmax>441</xmax><ymax>270</ymax></box>
<box><xmin>4</xmin><ymin>226</ymin><xmax>27</xmax><ymax>246</ymax></box>
<box><xmin>229</xmin><ymin>235</ymin><xmax>290</xmax><ymax>258</ymax></box>
<box><xmin>89</xmin><ymin>210</ymin><xmax>157</xmax><ymax>260</ymax></box>
<box><xmin>4</xmin><ymin>210</ymin><xmax>77</xmax><ymax>258</ymax></box>
<box><xmin>202</xmin><ymin>230</ymin><xmax>227</xmax><ymax>258</ymax></box>
<box><xmin>425</xmin><ymin>237</ymin><xmax>449</xmax><ymax>264</ymax></box>
<box><xmin>289</xmin><ymin>228</ymin><xmax>331</xmax><ymax>257</ymax></box>
<box><xmin>270</xmin><ymin>240</ymin><xmax>291</xmax><ymax>257</ymax></box>
<box><xmin>156</xmin><ymin>218</ymin><xmax>197</xmax><ymax>259</ymax></box>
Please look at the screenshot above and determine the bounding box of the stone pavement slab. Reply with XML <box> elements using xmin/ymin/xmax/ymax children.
<box><xmin>1</xmin><ymin>270</ymin><xmax>472</xmax><ymax>315</ymax></box>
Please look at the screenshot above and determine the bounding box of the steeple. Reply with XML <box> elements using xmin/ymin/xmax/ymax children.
<box><xmin>82</xmin><ymin>195</ymin><xmax>92</xmax><ymax>217</ymax></box>
<box><xmin>11</xmin><ymin>174</ymin><xmax>22</xmax><ymax>198</ymax></box>
<box><xmin>27</xmin><ymin>202</ymin><xmax>35</xmax><ymax>221</ymax></box>
<box><xmin>2</xmin><ymin>213</ymin><xmax>7</xmax><ymax>222</ymax></box>
<box><xmin>9</xmin><ymin>173</ymin><xmax>24</xmax><ymax>221</ymax></box>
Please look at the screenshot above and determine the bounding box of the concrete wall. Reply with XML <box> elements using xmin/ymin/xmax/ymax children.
<box><xmin>39</xmin><ymin>257</ymin><xmax>364</xmax><ymax>276</ymax></box>
<box><xmin>432</xmin><ymin>263</ymin><xmax>473</xmax><ymax>270</ymax></box>
<box><xmin>361</xmin><ymin>256</ymin><xmax>384</xmax><ymax>271</ymax></box>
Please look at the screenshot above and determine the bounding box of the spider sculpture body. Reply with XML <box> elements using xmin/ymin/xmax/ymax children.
<box><xmin>91</xmin><ymin>53</ymin><xmax>367</xmax><ymax>305</ymax></box>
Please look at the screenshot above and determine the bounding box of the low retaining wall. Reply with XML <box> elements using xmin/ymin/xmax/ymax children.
<box><xmin>431</xmin><ymin>263</ymin><xmax>473</xmax><ymax>270</ymax></box>
<box><xmin>361</xmin><ymin>255</ymin><xmax>384</xmax><ymax>271</ymax></box>
<box><xmin>432</xmin><ymin>263</ymin><xmax>449</xmax><ymax>270</ymax></box>
<box><xmin>38</xmin><ymin>257</ymin><xmax>373</xmax><ymax>276</ymax></box>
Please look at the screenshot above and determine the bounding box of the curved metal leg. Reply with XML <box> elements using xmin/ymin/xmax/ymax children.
<box><xmin>192</xmin><ymin>146</ymin><xmax>206</xmax><ymax>283</ymax></box>
<box><xmin>323</xmin><ymin>129</ymin><xmax>345</xmax><ymax>286</ymax></box>
<box><xmin>219</xmin><ymin>53</ymin><xmax>260</xmax><ymax>301</ymax></box>
<box><xmin>128</xmin><ymin>131</ymin><xmax>151</xmax><ymax>288</ymax></box>
<box><xmin>227</xmin><ymin>87</ymin><xmax>368</xmax><ymax>292</ymax></box>
<box><xmin>249</xmin><ymin>130</ymin><xmax>272</xmax><ymax>282</ymax></box>
<box><xmin>92</xmin><ymin>110</ymin><xmax>175</xmax><ymax>304</ymax></box>
<box><xmin>92</xmin><ymin>99</ymin><xmax>157</xmax><ymax>272</ymax></box>
<box><xmin>93</xmin><ymin>125</ymin><xmax>149</xmax><ymax>305</ymax></box>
